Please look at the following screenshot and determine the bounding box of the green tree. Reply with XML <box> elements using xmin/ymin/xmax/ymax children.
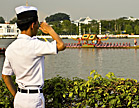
<box><xmin>62</xmin><ymin>20</ymin><xmax>77</xmax><ymax>35</ymax></box>
<box><xmin>61</xmin><ymin>20</ymin><xmax>71</xmax><ymax>34</ymax></box>
<box><xmin>9</xmin><ymin>17</ymin><xmax>17</xmax><ymax>24</ymax></box>
<box><xmin>101</xmin><ymin>20</ymin><xmax>109</xmax><ymax>34</ymax></box>
<box><xmin>91</xmin><ymin>20</ymin><xmax>99</xmax><ymax>34</ymax></box>
<box><xmin>71</xmin><ymin>23</ymin><xmax>78</xmax><ymax>35</ymax></box>
<box><xmin>125</xmin><ymin>24</ymin><xmax>133</xmax><ymax>34</ymax></box>
<box><xmin>49</xmin><ymin>21</ymin><xmax>62</xmax><ymax>34</ymax></box>
<box><xmin>0</xmin><ymin>17</ymin><xmax>5</xmax><ymax>23</ymax></box>
<box><xmin>134</xmin><ymin>25</ymin><xmax>139</xmax><ymax>34</ymax></box>
<box><xmin>115</xmin><ymin>19</ymin><xmax>125</xmax><ymax>34</ymax></box>
<box><xmin>45</xmin><ymin>13</ymin><xmax>70</xmax><ymax>22</ymax></box>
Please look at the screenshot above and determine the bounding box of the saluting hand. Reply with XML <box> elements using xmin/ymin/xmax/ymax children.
<box><xmin>39</xmin><ymin>22</ymin><xmax>53</xmax><ymax>34</ymax></box>
<box><xmin>39</xmin><ymin>22</ymin><xmax>66</xmax><ymax>51</ymax></box>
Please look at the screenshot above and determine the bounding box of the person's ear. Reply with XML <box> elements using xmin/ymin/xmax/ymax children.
<box><xmin>31</xmin><ymin>22</ymin><xmax>35</xmax><ymax>29</ymax></box>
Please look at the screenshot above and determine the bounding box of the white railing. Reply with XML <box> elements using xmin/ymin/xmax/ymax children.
<box><xmin>1</xmin><ymin>34</ymin><xmax>139</xmax><ymax>39</ymax></box>
<box><xmin>36</xmin><ymin>35</ymin><xmax>82</xmax><ymax>39</ymax></box>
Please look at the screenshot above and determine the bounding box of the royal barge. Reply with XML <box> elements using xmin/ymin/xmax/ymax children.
<box><xmin>65</xmin><ymin>34</ymin><xmax>139</xmax><ymax>49</ymax></box>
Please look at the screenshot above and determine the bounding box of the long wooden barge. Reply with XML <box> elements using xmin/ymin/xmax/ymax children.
<box><xmin>0</xmin><ymin>42</ymin><xmax>138</xmax><ymax>55</ymax></box>
<box><xmin>65</xmin><ymin>42</ymin><xmax>139</xmax><ymax>49</ymax></box>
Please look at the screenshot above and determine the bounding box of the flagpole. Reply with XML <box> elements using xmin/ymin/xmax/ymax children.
<box><xmin>26</xmin><ymin>0</ymin><xmax>28</xmax><ymax>6</ymax></box>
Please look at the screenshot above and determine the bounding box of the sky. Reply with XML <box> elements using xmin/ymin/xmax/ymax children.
<box><xmin>1</xmin><ymin>0</ymin><xmax>139</xmax><ymax>22</ymax></box>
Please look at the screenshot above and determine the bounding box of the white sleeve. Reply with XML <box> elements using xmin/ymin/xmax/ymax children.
<box><xmin>2</xmin><ymin>56</ymin><xmax>14</xmax><ymax>75</ymax></box>
<box><xmin>34</xmin><ymin>40</ymin><xmax>57</xmax><ymax>56</ymax></box>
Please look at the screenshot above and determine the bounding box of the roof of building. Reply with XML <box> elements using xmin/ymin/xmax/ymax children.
<box><xmin>79</xmin><ymin>18</ymin><xmax>86</xmax><ymax>21</ymax></box>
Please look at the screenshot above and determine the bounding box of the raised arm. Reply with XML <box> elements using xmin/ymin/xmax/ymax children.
<box><xmin>39</xmin><ymin>22</ymin><xmax>66</xmax><ymax>51</ymax></box>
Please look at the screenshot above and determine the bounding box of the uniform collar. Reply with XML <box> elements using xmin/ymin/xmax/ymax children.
<box><xmin>17</xmin><ymin>34</ymin><xmax>32</xmax><ymax>39</ymax></box>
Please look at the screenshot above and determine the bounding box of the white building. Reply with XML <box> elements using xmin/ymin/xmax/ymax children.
<box><xmin>74</xmin><ymin>16</ymin><xmax>92</xmax><ymax>26</ymax></box>
<box><xmin>0</xmin><ymin>23</ymin><xmax>20</xmax><ymax>36</ymax></box>
<box><xmin>127</xmin><ymin>16</ymin><xmax>139</xmax><ymax>21</ymax></box>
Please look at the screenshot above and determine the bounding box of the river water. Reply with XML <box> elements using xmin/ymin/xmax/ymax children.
<box><xmin>0</xmin><ymin>38</ymin><xmax>139</xmax><ymax>81</ymax></box>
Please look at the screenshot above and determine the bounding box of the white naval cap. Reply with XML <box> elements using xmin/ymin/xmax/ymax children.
<box><xmin>15</xmin><ymin>6</ymin><xmax>38</xmax><ymax>22</ymax></box>
<box><xmin>15</xmin><ymin>6</ymin><xmax>37</xmax><ymax>14</ymax></box>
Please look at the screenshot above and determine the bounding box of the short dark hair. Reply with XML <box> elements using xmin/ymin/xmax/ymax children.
<box><xmin>16</xmin><ymin>9</ymin><xmax>38</xmax><ymax>31</ymax></box>
<box><xmin>17</xmin><ymin>17</ymin><xmax>38</xmax><ymax>31</ymax></box>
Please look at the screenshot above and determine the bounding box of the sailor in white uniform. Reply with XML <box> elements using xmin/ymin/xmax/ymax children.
<box><xmin>2</xmin><ymin>6</ymin><xmax>66</xmax><ymax>108</ymax></box>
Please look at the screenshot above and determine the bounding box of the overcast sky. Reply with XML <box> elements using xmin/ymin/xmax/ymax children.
<box><xmin>1</xmin><ymin>0</ymin><xmax>139</xmax><ymax>22</ymax></box>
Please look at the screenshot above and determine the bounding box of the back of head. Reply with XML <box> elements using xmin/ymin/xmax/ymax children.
<box><xmin>15</xmin><ymin>6</ymin><xmax>38</xmax><ymax>31</ymax></box>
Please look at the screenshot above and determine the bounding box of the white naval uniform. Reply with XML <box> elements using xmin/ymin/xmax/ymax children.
<box><xmin>2</xmin><ymin>34</ymin><xmax>57</xmax><ymax>108</ymax></box>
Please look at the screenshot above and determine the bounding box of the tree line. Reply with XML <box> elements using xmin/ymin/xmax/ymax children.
<box><xmin>1</xmin><ymin>14</ymin><xmax>139</xmax><ymax>35</ymax></box>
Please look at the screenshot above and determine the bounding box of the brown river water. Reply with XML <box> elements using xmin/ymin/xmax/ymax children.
<box><xmin>0</xmin><ymin>38</ymin><xmax>139</xmax><ymax>81</ymax></box>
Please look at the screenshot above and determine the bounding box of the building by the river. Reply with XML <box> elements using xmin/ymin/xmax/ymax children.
<box><xmin>0</xmin><ymin>23</ymin><xmax>20</xmax><ymax>38</ymax></box>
